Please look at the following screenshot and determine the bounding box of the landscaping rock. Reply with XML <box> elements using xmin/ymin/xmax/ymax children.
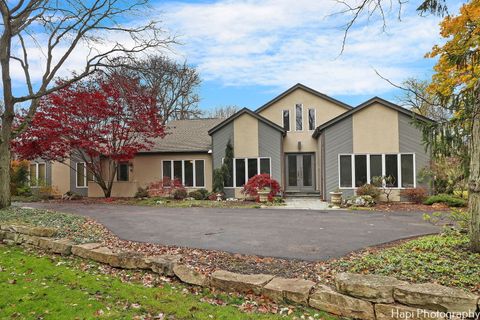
<box><xmin>117</xmin><ymin>252</ymin><xmax>150</xmax><ymax>269</ymax></box>
<box><xmin>309</xmin><ymin>285</ymin><xmax>375</xmax><ymax>320</ymax></box>
<box><xmin>22</xmin><ymin>235</ymin><xmax>42</xmax><ymax>246</ymax></box>
<box><xmin>173</xmin><ymin>264</ymin><xmax>208</xmax><ymax>287</ymax></box>
<box><xmin>210</xmin><ymin>270</ymin><xmax>273</xmax><ymax>294</ymax></box>
<box><xmin>38</xmin><ymin>238</ymin><xmax>75</xmax><ymax>255</ymax></box>
<box><xmin>335</xmin><ymin>272</ymin><xmax>408</xmax><ymax>303</ymax></box>
<box><xmin>0</xmin><ymin>230</ymin><xmax>5</xmax><ymax>240</ymax></box>
<box><xmin>375</xmin><ymin>304</ymin><xmax>446</xmax><ymax>320</ymax></box>
<box><xmin>146</xmin><ymin>255</ymin><xmax>182</xmax><ymax>276</ymax></box>
<box><xmin>4</xmin><ymin>224</ymin><xmax>57</xmax><ymax>237</ymax></box>
<box><xmin>71</xmin><ymin>242</ymin><xmax>102</xmax><ymax>258</ymax></box>
<box><xmin>262</xmin><ymin>277</ymin><xmax>315</xmax><ymax>304</ymax></box>
<box><xmin>87</xmin><ymin>247</ymin><xmax>123</xmax><ymax>267</ymax></box>
<box><xmin>394</xmin><ymin>283</ymin><xmax>480</xmax><ymax>313</ymax></box>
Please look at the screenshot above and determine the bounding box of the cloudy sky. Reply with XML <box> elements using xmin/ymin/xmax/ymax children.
<box><xmin>154</xmin><ymin>0</ymin><xmax>456</xmax><ymax>110</ymax></box>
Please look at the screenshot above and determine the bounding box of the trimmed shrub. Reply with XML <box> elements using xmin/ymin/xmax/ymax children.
<box><xmin>242</xmin><ymin>174</ymin><xmax>281</xmax><ymax>202</ymax></box>
<box><xmin>423</xmin><ymin>194</ymin><xmax>467</xmax><ymax>207</ymax></box>
<box><xmin>188</xmin><ymin>190</ymin><xmax>204</xmax><ymax>200</ymax></box>
<box><xmin>172</xmin><ymin>188</ymin><xmax>188</xmax><ymax>200</ymax></box>
<box><xmin>400</xmin><ymin>187</ymin><xmax>428</xmax><ymax>204</ymax></box>
<box><xmin>134</xmin><ymin>187</ymin><xmax>149</xmax><ymax>198</ymax></box>
<box><xmin>356</xmin><ymin>184</ymin><xmax>381</xmax><ymax>200</ymax></box>
<box><xmin>148</xmin><ymin>177</ymin><xmax>184</xmax><ymax>198</ymax></box>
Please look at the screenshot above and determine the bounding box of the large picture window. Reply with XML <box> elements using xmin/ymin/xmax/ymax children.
<box><xmin>339</xmin><ymin>153</ymin><xmax>416</xmax><ymax>189</ymax></box>
<box><xmin>29</xmin><ymin>162</ymin><xmax>46</xmax><ymax>187</ymax></box>
<box><xmin>162</xmin><ymin>160</ymin><xmax>205</xmax><ymax>187</ymax></box>
<box><xmin>224</xmin><ymin>157</ymin><xmax>271</xmax><ymax>187</ymax></box>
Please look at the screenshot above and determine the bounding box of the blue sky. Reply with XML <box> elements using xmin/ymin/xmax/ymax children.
<box><xmin>8</xmin><ymin>0</ymin><xmax>463</xmax><ymax>111</ymax></box>
<box><xmin>153</xmin><ymin>0</ymin><xmax>459</xmax><ymax>110</ymax></box>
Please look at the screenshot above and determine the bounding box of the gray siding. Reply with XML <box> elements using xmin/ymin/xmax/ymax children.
<box><xmin>398</xmin><ymin>113</ymin><xmax>431</xmax><ymax>192</ymax></box>
<box><xmin>69</xmin><ymin>151</ymin><xmax>88</xmax><ymax>196</ymax></box>
<box><xmin>258</xmin><ymin>122</ymin><xmax>282</xmax><ymax>182</ymax></box>
<box><xmin>323</xmin><ymin>117</ymin><xmax>354</xmax><ymax>200</ymax></box>
<box><xmin>211</xmin><ymin>122</ymin><xmax>234</xmax><ymax>197</ymax></box>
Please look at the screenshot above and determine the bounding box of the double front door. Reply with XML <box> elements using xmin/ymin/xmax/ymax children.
<box><xmin>285</xmin><ymin>153</ymin><xmax>315</xmax><ymax>192</ymax></box>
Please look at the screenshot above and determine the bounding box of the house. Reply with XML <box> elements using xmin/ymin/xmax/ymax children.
<box><xmin>30</xmin><ymin>83</ymin><xmax>432</xmax><ymax>201</ymax></box>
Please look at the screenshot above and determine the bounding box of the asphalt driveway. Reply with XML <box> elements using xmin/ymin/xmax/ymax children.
<box><xmin>19</xmin><ymin>203</ymin><xmax>439</xmax><ymax>261</ymax></box>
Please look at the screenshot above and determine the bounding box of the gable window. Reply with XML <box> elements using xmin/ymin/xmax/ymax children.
<box><xmin>76</xmin><ymin>162</ymin><xmax>94</xmax><ymax>188</ymax></box>
<box><xmin>29</xmin><ymin>162</ymin><xmax>46</xmax><ymax>187</ymax></box>
<box><xmin>308</xmin><ymin>108</ymin><xmax>316</xmax><ymax>130</ymax></box>
<box><xmin>338</xmin><ymin>153</ymin><xmax>415</xmax><ymax>189</ymax></box>
<box><xmin>295</xmin><ymin>104</ymin><xmax>303</xmax><ymax>131</ymax></box>
<box><xmin>162</xmin><ymin>160</ymin><xmax>206</xmax><ymax>187</ymax></box>
<box><xmin>223</xmin><ymin>157</ymin><xmax>271</xmax><ymax>187</ymax></box>
<box><xmin>117</xmin><ymin>162</ymin><xmax>129</xmax><ymax>182</ymax></box>
<box><xmin>282</xmin><ymin>110</ymin><xmax>290</xmax><ymax>131</ymax></box>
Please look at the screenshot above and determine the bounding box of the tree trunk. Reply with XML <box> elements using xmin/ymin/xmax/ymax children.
<box><xmin>469</xmin><ymin>100</ymin><xmax>480</xmax><ymax>252</ymax></box>
<box><xmin>0</xmin><ymin>139</ymin><xmax>11</xmax><ymax>209</ymax></box>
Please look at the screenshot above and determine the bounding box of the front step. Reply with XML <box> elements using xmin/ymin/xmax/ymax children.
<box><xmin>284</xmin><ymin>192</ymin><xmax>321</xmax><ymax>198</ymax></box>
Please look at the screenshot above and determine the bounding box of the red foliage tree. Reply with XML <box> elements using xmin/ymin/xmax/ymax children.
<box><xmin>13</xmin><ymin>72</ymin><xmax>165</xmax><ymax>197</ymax></box>
<box><xmin>242</xmin><ymin>174</ymin><xmax>281</xmax><ymax>202</ymax></box>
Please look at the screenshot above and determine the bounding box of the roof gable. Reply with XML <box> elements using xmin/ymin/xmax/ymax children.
<box><xmin>208</xmin><ymin>108</ymin><xmax>286</xmax><ymax>136</ymax></box>
<box><xmin>312</xmin><ymin>97</ymin><xmax>434</xmax><ymax>138</ymax></box>
<box><xmin>255</xmin><ymin>83</ymin><xmax>352</xmax><ymax>113</ymax></box>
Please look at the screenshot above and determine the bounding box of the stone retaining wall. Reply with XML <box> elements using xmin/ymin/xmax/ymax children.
<box><xmin>1</xmin><ymin>224</ymin><xmax>479</xmax><ymax>319</ymax></box>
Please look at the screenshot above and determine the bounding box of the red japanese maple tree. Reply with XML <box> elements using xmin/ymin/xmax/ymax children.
<box><xmin>13</xmin><ymin>72</ymin><xmax>165</xmax><ymax>197</ymax></box>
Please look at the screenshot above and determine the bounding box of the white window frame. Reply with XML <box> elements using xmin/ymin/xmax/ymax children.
<box><xmin>295</xmin><ymin>103</ymin><xmax>303</xmax><ymax>132</ymax></box>
<box><xmin>282</xmin><ymin>109</ymin><xmax>291</xmax><ymax>132</ymax></box>
<box><xmin>223</xmin><ymin>157</ymin><xmax>272</xmax><ymax>188</ymax></box>
<box><xmin>337</xmin><ymin>153</ymin><xmax>416</xmax><ymax>189</ymax></box>
<box><xmin>29</xmin><ymin>162</ymin><xmax>46</xmax><ymax>188</ymax></box>
<box><xmin>307</xmin><ymin>108</ymin><xmax>316</xmax><ymax>131</ymax></box>
<box><xmin>161</xmin><ymin>159</ymin><xmax>206</xmax><ymax>188</ymax></box>
<box><xmin>76</xmin><ymin>162</ymin><xmax>88</xmax><ymax>188</ymax></box>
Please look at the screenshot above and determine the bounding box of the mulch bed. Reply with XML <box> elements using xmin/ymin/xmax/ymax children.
<box><xmin>372</xmin><ymin>202</ymin><xmax>452</xmax><ymax>212</ymax></box>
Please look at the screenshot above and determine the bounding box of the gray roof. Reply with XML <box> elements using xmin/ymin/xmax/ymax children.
<box><xmin>141</xmin><ymin>118</ymin><xmax>223</xmax><ymax>153</ymax></box>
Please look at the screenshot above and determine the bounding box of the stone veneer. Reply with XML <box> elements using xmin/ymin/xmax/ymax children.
<box><xmin>1</xmin><ymin>224</ymin><xmax>479</xmax><ymax>320</ymax></box>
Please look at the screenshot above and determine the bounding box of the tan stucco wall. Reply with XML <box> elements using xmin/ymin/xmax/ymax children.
<box><xmin>258</xmin><ymin>87</ymin><xmax>348</xmax><ymax>191</ymax></box>
<box><xmin>233</xmin><ymin>113</ymin><xmax>259</xmax><ymax>158</ymax></box>
<box><xmin>88</xmin><ymin>153</ymin><xmax>213</xmax><ymax>198</ymax></box>
<box><xmin>352</xmin><ymin>102</ymin><xmax>399</xmax><ymax>153</ymax></box>
<box><xmin>50</xmin><ymin>161</ymin><xmax>70</xmax><ymax>195</ymax></box>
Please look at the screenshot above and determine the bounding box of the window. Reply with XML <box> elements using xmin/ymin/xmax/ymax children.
<box><xmin>282</xmin><ymin>110</ymin><xmax>290</xmax><ymax>131</ymax></box>
<box><xmin>224</xmin><ymin>158</ymin><xmax>233</xmax><ymax>187</ymax></box>
<box><xmin>29</xmin><ymin>162</ymin><xmax>46</xmax><ymax>187</ymax></box>
<box><xmin>295</xmin><ymin>104</ymin><xmax>303</xmax><ymax>131</ymax></box>
<box><xmin>162</xmin><ymin>160</ymin><xmax>206</xmax><ymax>187</ymax></box>
<box><xmin>354</xmin><ymin>155</ymin><xmax>367</xmax><ymax>187</ymax></box>
<box><xmin>117</xmin><ymin>162</ymin><xmax>129</xmax><ymax>182</ymax></box>
<box><xmin>338</xmin><ymin>153</ymin><xmax>415</xmax><ymax>189</ymax></box>
<box><xmin>76</xmin><ymin>162</ymin><xmax>93</xmax><ymax>188</ymax></box>
<box><xmin>224</xmin><ymin>157</ymin><xmax>271</xmax><ymax>187</ymax></box>
<box><xmin>308</xmin><ymin>108</ymin><xmax>316</xmax><ymax>130</ymax></box>
<box><xmin>401</xmin><ymin>154</ymin><xmax>414</xmax><ymax>188</ymax></box>
<box><xmin>385</xmin><ymin>155</ymin><xmax>398</xmax><ymax>187</ymax></box>
<box><xmin>339</xmin><ymin>155</ymin><xmax>352</xmax><ymax>188</ymax></box>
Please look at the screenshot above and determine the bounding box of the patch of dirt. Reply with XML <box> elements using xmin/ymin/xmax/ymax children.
<box><xmin>372</xmin><ymin>202</ymin><xmax>452</xmax><ymax>212</ymax></box>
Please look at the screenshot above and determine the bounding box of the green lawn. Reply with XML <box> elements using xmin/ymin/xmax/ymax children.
<box><xmin>0</xmin><ymin>246</ymin><xmax>333</xmax><ymax>320</ymax></box>
<box><xmin>332</xmin><ymin>230</ymin><xmax>480</xmax><ymax>294</ymax></box>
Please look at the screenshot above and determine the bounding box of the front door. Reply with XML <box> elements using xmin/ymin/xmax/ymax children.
<box><xmin>285</xmin><ymin>153</ymin><xmax>315</xmax><ymax>192</ymax></box>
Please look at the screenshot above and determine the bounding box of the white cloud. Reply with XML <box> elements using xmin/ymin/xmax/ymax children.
<box><xmin>159</xmin><ymin>0</ymin><xmax>443</xmax><ymax>96</ymax></box>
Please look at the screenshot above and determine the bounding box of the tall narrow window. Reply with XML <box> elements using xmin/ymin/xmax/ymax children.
<box><xmin>235</xmin><ymin>159</ymin><xmax>246</xmax><ymax>187</ymax></box>
<box><xmin>339</xmin><ymin>155</ymin><xmax>352</xmax><ymax>188</ymax></box>
<box><xmin>29</xmin><ymin>164</ymin><xmax>36</xmax><ymax>184</ymax></box>
<box><xmin>308</xmin><ymin>108</ymin><xmax>315</xmax><ymax>130</ymax></box>
<box><xmin>354</xmin><ymin>155</ymin><xmax>367</xmax><ymax>187</ymax></box>
<box><xmin>173</xmin><ymin>161</ymin><xmax>182</xmax><ymax>181</ymax></box>
<box><xmin>247</xmin><ymin>158</ymin><xmax>258</xmax><ymax>180</ymax></box>
<box><xmin>163</xmin><ymin>161</ymin><xmax>172</xmax><ymax>179</ymax></box>
<box><xmin>76</xmin><ymin>162</ymin><xmax>86</xmax><ymax>187</ymax></box>
<box><xmin>370</xmin><ymin>155</ymin><xmax>382</xmax><ymax>182</ymax></box>
<box><xmin>184</xmin><ymin>160</ymin><xmax>194</xmax><ymax>187</ymax></box>
<box><xmin>295</xmin><ymin>104</ymin><xmax>303</xmax><ymax>131</ymax></box>
<box><xmin>195</xmin><ymin>160</ymin><xmax>205</xmax><ymax>187</ymax></box>
<box><xmin>260</xmin><ymin>158</ymin><xmax>270</xmax><ymax>175</ymax></box>
<box><xmin>282</xmin><ymin>110</ymin><xmax>290</xmax><ymax>131</ymax></box>
<box><xmin>29</xmin><ymin>163</ymin><xmax>46</xmax><ymax>187</ymax></box>
<box><xmin>117</xmin><ymin>162</ymin><xmax>129</xmax><ymax>181</ymax></box>
<box><xmin>224</xmin><ymin>158</ymin><xmax>233</xmax><ymax>187</ymax></box>
<box><xmin>401</xmin><ymin>154</ymin><xmax>414</xmax><ymax>188</ymax></box>
<box><xmin>385</xmin><ymin>155</ymin><xmax>398</xmax><ymax>187</ymax></box>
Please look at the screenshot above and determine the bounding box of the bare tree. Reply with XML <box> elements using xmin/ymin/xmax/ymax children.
<box><xmin>0</xmin><ymin>1</ymin><xmax>173</xmax><ymax>208</ymax></box>
<box><xmin>126</xmin><ymin>55</ymin><xmax>202</xmax><ymax>124</ymax></box>
<box><xmin>208</xmin><ymin>105</ymin><xmax>240</xmax><ymax>119</ymax></box>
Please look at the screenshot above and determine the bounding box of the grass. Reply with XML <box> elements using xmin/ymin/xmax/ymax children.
<box><xmin>0</xmin><ymin>245</ymin><xmax>334</xmax><ymax>320</ymax></box>
<box><xmin>0</xmin><ymin>207</ymin><xmax>104</xmax><ymax>243</ymax></box>
<box><xmin>332</xmin><ymin>230</ymin><xmax>480</xmax><ymax>293</ymax></box>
